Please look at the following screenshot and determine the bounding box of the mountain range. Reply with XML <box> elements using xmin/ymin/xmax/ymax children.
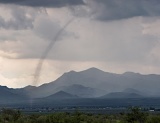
<box><xmin>1</xmin><ymin>67</ymin><xmax>160</xmax><ymax>106</ymax></box>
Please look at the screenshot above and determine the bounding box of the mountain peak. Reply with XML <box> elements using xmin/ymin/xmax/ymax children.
<box><xmin>123</xmin><ymin>71</ymin><xmax>141</xmax><ymax>76</ymax></box>
<box><xmin>55</xmin><ymin>91</ymin><xmax>69</xmax><ymax>95</ymax></box>
<box><xmin>69</xmin><ymin>70</ymin><xmax>77</xmax><ymax>73</ymax></box>
<box><xmin>23</xmin><ymin>85</ymin><xmax>36</xmax><ymax>90</ymax></box>
<box><xmin>64</xmin><ymin>70</ymin><xmax>77</xmax><ymax>75</ymax></box>
<box><xmin>80</xmin><ymin>67</ymin><xmax>105</xmax><ymax>73</ymax></box>
<box><xmin>46</xmin><ymin>91</ymin><xmax>78</xmax><ymax>99</ymax></box>
<box><xmin>87</xmin><ymin>67</ymin><xmax>102</xmax><ymax>71</ymax></box>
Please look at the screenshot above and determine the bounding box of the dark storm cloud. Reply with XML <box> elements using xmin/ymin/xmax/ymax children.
<box><xmin>86</xmin><ymin>0</ymin><xmax>160</xmax><ymax>21</ymax></box>
<box><xmin>0</xmin><ymin>9</ymin><xmax>33</xmax><ymax>30</ymax></box>
<box><xmin>0</xmin><ymin>6</ymin><xmax>42</xmax><ymax>30</ymax></box>
<box><xmin>0</xmin><ymin>0</ymin><xmax>84</xmax><ymax>7</ymax></box>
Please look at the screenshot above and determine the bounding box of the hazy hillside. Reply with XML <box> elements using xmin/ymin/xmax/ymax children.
<box><xmin>0</xmin><ymin>86</ymin><xmax>28</xmax><ymax>103</ymax></box>
<box><xmin>100</xmin><ymin>92</ymin><xmax>143</xmax><ymax>99</ymax></box>
<box><xmin>25</xmin><ymin>67</ymin><xmax>160</xmax><ymax>98</ymax></box>
<box><xmin>62</xmin><ymin>84</ymin><xmax>105</xmax><ymax>98</ymax></box>
<box><xmin>43</xmin><ymin>91</ymin><xmax>78</xmax><ymax>99</ymax></box>
<box><xmin>1</xmin><ymin>67</ymin><xmax>160</xmax><ymax>100</ymax></box>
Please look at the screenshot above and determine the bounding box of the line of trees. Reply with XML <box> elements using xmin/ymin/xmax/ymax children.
<box><xmin>0</xmin><ymin>107</ymin><xmax>160</xmax><ymax>123</ymax></box>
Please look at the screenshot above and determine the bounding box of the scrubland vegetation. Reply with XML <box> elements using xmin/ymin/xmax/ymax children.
<box><xmin>0</xmin><ymin>107</ymin><xmax>160</xmax><ymax>123</ymax></box>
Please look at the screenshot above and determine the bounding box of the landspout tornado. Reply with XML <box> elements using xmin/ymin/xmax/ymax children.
<box><xmin>33</xmin><ymin>18</ymin><xmax>74</xmax><ymax>86</ymax></box>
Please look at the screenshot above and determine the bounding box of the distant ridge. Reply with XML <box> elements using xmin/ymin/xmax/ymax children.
<box><xmin>16</xmin><ymin>67</ymin><xmax>160</xmax><ymax>98</ymax></box>
<box><xmin>62</xmin><ymin>84</ymin><xmax>105</xmax><ymax>98</ymax></box>
<box><xmin>44</xmin><ymin>91</ymin><xmax>78</xmax><ymax>99</ymax></box>
<box><xmin>123</xmin><ymin>88</ymin><xmax>143</xmax><ymax>95</ymax></box>
<box><xmin>0</xmin><ymin>86</ymin><xmax>28</xmax><ymax>103</ymax></box>
<box><xmin>101</xmin><ymin>92</ymin><xmax>143</xmax><ymax>99</ymax></box>
<box><xmin>1</xmin><ymin>67</ymin><xmax>160</xmax><ymax>100</ymax></box>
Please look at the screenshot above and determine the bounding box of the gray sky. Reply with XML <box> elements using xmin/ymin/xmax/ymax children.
<box><xmin>0</xmin><ymin>0</ymin><xmax>160</xmax><ymax>88</ymax></box>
